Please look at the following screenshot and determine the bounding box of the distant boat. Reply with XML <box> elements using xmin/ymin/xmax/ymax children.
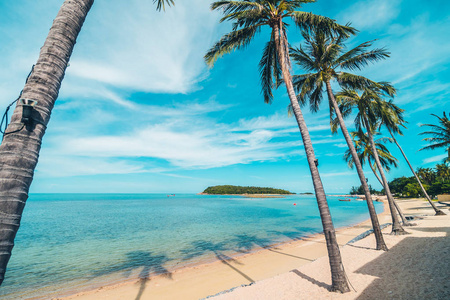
<box><xmin>339</xmin><ymin>198</ymin><xmax>351</xmax><ymax>202</ymax></box>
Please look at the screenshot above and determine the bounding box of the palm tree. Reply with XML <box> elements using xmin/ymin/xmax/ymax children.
<box><xmin>420</xmin><ymin>112</ymin><xmax>450</xmax><ymax>163</ymax></box>
<box><xmin>205</xmin><ymin>0</ymin><xmax>353</xmax><ymax>292</ymax></box>
<box><xmin>436</xmin><ymin>163</ymin><xmax>450</xmax><ymax>181</ymax></box>
<box><xmin>291</xmin><ymin>28</ymin><xmax>390</xmax><ymax>248</ymax></box>
<box><xmin>344</xmin><ymin>130</ymin><xmax>398</xmax><ymax>184</ymax></box>
<box><xmin>0</xmin><ymin>0</ymin><xmax>174</xmax><ymax>286</ymax></box>
<box><xmin>343</xmin><ymin>129</ymin><xmax>413</xmax><ymax>226</ymax></box>
<box><xmin>335</xmin><ymin>88</ymin><xmax>407</xmax><ymax>235</ymax></box>
<box><xmin>416</xmin><ymin>168</ymin><xmax>436</xmax><ymax>186</ymax></box>
<box><xmin>380</xmin><ymin>102</ymin><xmax>446</xmax><ymax>215</ymax></box>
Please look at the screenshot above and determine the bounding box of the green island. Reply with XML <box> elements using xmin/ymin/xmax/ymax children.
<box><xmin>201</xmin><ymin>185</ymin><xmax>294</xmax><ymax>195</ymax></box>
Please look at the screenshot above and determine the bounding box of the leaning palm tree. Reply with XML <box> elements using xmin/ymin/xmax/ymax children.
<box><xmin>343</xmin><ymin>129</ymin><xmax>413</xmax><ymax>226</ymax></box>
<box><xmin>0</xmin><ymin>0</ymin><xmax>174</xmax><ymax>286</ymax></box>
<box><xmin>420</xmin><ymin>112</ymin><xmax>450</xmax><ymax>163</ymax></box>
<box><xmin>380</xmin><ymin>102</ymin><xmax>445</xmax><ymax>215</ymax></box>
<box><xmin>205</xmin><ymin>0</ymin><xmax>354</xmax><ymax>292</ymax></box>
<box><xmin>291</xmin><ymin>28</ymin><xmax>390</xmax><ymax>247</ymax></box>
<box><xmin>335</xmin><ymin>88</ymin><xmax>407</xmax><ymax>234</ymax></box>
<box><xmin>344</xmin><ymin>130</ymin><xmax>398</xmax><ymax>184</ymax></box>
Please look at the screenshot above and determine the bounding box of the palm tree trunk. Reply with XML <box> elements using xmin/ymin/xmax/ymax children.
<box><xmin>0</xmin><ymin>0</ymin><xmax>94</xmax><ymax>285</ymax></box>
<box><xmin>274</xmin><ymin>24</ymin><xmax>349</xmax><ymax>293</ymax></box>
<box><xmin>388</xmin><ymin>129</ymin><xmax>445</xmax><ymax>215</ymax></box>
<box><xmin>325</xmin><ymin>81</ymin><xmax>387</xmax><ymax>251</ymax></box>
<box><xmin>362</xmin><ymin>116</ymin><xmax>407</xmax><ymax>235</ymax></box>
<box><xmin>368</xmin><ymin>161</ymin><xmax>383</xmax><ymax>185</ymax></box>
<box><xmin>369</xmin><ymin>162</ymin><xmax>413</xmax><ymax>226</ymax></box>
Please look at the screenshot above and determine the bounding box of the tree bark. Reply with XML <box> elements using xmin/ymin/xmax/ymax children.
<box><xmin>0</xmin><ymin>0</ymin><xmax>94</xmax><ymax>285</ymax></box>
<box><xmin>388</xmin><ymin>129</ymin><xmax>445</xmax><ymax>215</ymax></box>
<box><xmin>369</xmin><ymin>163</ymin><xmax>413</xmax><ymax>226</ymax></box>
<box><xmin>274</xmin><ymin>24</ymin><xmax>349</xmax><ymax>293</ymax></box>
<box><xmin>326</xmin><ymin>81</ymin><xmax>387</xmax><ymax>251</ymax></box>
<box><xmin>362</xmin><ymin>116</ymin><xmax>407</xmax><ymax>235</ymax></box>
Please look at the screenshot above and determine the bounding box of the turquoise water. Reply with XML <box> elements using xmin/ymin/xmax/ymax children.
<box><xmin>0</xmin><ymin>194</ymin><xmax>382</xmax><ymax>299</ymax></box>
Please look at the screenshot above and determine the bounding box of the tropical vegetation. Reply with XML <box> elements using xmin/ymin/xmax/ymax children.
<box><xmin>291</xmin><ymin>27</ymin><xmax>391</xmax><ymax>245</ymax></box>
<box><xmin>389</xmin><ymin>163</ymin><xmax>450</xmax><ymax>198</ymax></box>
<box><xmin>0</xmin><ymin>0</ymin><xmax>448</xmax><ymax>295</ymax></box>
<box><xmin>205</xmin><ymin>0</ymin><xmax>354</xmax><ymax>292</ymax></box>
<box><xmin>203</xmin><ymin>185</ymin><xmax>293</xmax><ymax>195</ymax></box>
<box><xmin>380</xmin><ymin>103</ymin><xmax>446</xmax><ymax>215</ymax></box>
<box><xmin>420</xmin><ymin>112</ymin><xmax>450</xmax><ymax>163</ymax></box>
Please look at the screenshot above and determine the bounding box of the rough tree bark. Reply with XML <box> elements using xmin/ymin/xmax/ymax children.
<box><xmin>273</xmin><ymin>23</ymin><xmax>350</xmax><ymax>293</ymax></box>
<box><xmin>325</xmin><ymin>81</ymin><xmax>388</xmax><ymax>251</ymax></box>
<box><xmin>0</xmin><ymin>0</ymin><xmax>94</xmax><ymax>285</ymax></box>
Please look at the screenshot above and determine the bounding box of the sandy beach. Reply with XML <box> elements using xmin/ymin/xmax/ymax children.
<box><xmin>61</xmin><ymin>198</ymin><xmax>449</xmax><ymax>300</ymax></box>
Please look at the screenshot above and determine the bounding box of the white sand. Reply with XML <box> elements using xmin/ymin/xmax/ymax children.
<box><xmin>63</xmin><ymin>199</ymin><xmax>449</xmax><ymax>300</ymax></box>
<box><xmin>211</xmin><ymin>199</ymin><xmax>450</xmax><ymax>300</ymax></box>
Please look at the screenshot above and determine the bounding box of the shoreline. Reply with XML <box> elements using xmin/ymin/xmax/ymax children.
<box><xmin>61</xmin><ymin>199</ymin><xmax>395</xmax><ymax>300</ymax></box>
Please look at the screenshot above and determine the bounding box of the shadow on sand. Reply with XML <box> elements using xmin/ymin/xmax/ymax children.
<box><xmin>181</xmin><ymin>240</ymin><xmax>255</xmax><ymax>283</ymax></box>
<box><xmin>90</xmin><ymin>250</ymin><xmax>173</xmax><ymax>300</ymax></box>
<box><xmin>354</xmin><ymin>226</ymin><xmax>450</xmax><ymax>299</ymax></box>
<box><xmin>232</xmin><ymin>234</ymin><xmax>314</xmax><ymax>262</ymax></box>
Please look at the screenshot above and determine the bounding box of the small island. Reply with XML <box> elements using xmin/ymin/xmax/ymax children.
<box><xmin>200</xmin><ymin>185</ymin><xmax>294</xmax><ymax>197</ymax></box>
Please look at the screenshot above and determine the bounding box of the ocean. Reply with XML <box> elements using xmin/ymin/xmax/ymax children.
<box><xmin>0</xmin><ymin>193</ymin><xmax>383</xmax><ymax>299</ymax></box>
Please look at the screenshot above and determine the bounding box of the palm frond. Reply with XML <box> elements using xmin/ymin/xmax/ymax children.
<box><xmin>205</xmin><ymin>25</ymin><xmax>261</xmax><ymax>66</ymax></box>
<box><xmin>259</xmin><ymin>35</ymin><xmax>281</xmax><ymax>104</ymax></box>
<box><xmin>155</xmin><ymin>0</ymin><xmax>174</xmax><ymax>11</ymax></box>
<box><xmin>290</xmin><ymin>46</ymin><xmax>317</xmax><ymax>71</ymax></box>
<box><xmin>339</xmin><ymin>48</ymin><xmax>389</xmax><ymax>71</ymax></box>
<box><xmin>291</xmin><ymin>12</ymin><xmax>356</xmax><ymax>37</ymax></box>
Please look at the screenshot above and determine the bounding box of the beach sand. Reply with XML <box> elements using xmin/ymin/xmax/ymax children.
<box><xmin>62</xmin><ymin>199</ymin><xmax>449</xmax><ymax>300</ymax></box>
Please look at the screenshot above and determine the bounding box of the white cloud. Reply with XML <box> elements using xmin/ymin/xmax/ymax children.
<box><xmin>56</xmin><ymin>123</ymin><xmax>290</xmax><ymax>169</ymax></box>
<box><xmin>339</xmin><ymin>0</ymin><xmax>402</xmax><ymax>30</ymax></box>
<box><xmin>36</xmin><ymin>156</ymin><xmax>146</xmax><ymax>177</ymax></box>
<box><xmin>320</xmin><ymin>171</ymin><xmax>355</xmax><ymax>178</ymax></box>
<box><xmin>423</xmin><ymin>153</ymin><xmax>447</xmax><ymax>164</ymax></box>
<box><xmin>334</xmin><ymin>143</ymin><xmax>348</xmax><ymax>148</ymax></box>
<box><xmin>67</xmin><ymin>0</ymin><xmax>220</xmax><ymax>94</ymax></box>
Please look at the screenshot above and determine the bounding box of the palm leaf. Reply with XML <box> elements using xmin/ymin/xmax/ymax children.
<box><xmin>205</xmin><ymin>25</ymin><xmax>261</xmax><ymax>66</ymax></box>
<box><xmin>259</xmin><ymin>35</ymin><xmax>281</xmax><ymax>103</ymax></box>
<box><xmin>339</xmin><ymin>48</ymin><xmax>390</xmax><ymax>71</ymax></box>
<box><xmin>155</xmin><ymin>0</ymin><xmax>174</xmax><ymax>11</ymax></box>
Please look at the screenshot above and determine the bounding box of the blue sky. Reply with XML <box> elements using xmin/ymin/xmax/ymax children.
<box><xmin>0</xmin><ymin>0</ymin><xmax>449</xmax><ymax>193</ymax></box>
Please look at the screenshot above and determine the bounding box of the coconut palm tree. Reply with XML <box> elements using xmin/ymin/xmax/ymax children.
<box><xmin>420</xmin><ymin>112</ymin><xmax>450</xmax><ymax>163</ymax></box>
<box><xmin>205</xmin><ymin>0</ymin><xmax>354</xmax><ymax>292</ymax></box>
<box><xmin>343</xmin><ymin>129</ymin><xmax>413</xmax><ymax>226</ymax></box>
<box><xmin>380</xmin><ymin>102</ymin><xmax>446</xmax><ymax>215</ymax></box>
<box><xmin>436</xmin><ymin>163</ymin><xmax>450</xmax><ymax>181</ymax></box>
<box><xmin>0</xmin><ymin>0</ymin><xmax>174</xmax><ymax>286</ymax></box>
<box><xmin>343</xmin><ymin>130</ymin><xmax>398</xmax><ymax>183</ymax></box>
<box><xmin>335</xmin><ymin>88</ymin><xmax>407</xmax><ymax>234</ymax></box>
<box><xmin>290</xmin><ymin>28</ymin><xmax>390</xmax><ymax>247</ymax></box>
<box><xmin>416</xmin><ymin>168</ymin><xmax>436</xmax><ymax>185</ymax></box>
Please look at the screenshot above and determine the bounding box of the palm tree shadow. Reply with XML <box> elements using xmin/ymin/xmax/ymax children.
<box><xmin>232</xmin><ymin>234</ymin><xmax>314</xmax><ymax>262</ymax></box>
<box><xmin>181</xmin><ymin>240</ymin><xmax>254</xmax><ymax>283</ymax></box>
<box><xmin>90</xmin><ymin>250</ymin><xmax>173</xmax><ymax>300</ymax></box>
<box><xmin>354</xmin><ymin>233</ymin><xmax>450</xmax><ymax>299</ymax></box>
<box><xmin>291</xmin><ymin>269</ymin><xmax>331</xmax><ymax>290</ymax></box>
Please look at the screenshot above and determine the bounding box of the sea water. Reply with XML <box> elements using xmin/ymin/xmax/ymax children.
<box><xmin>0</xmin><ymin>193</ymin><xmax>383</xmax><ymax>299</ymax></box>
